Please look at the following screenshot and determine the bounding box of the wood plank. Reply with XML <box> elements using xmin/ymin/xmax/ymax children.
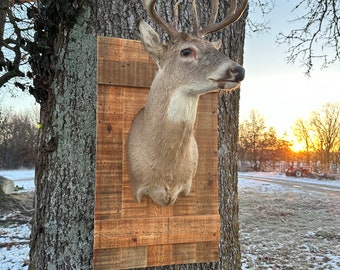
<box><xmin>194</xmin><ymin>93</ymin><xmax>219</xmax><ymax>215</ymax></box>
<box><xmin>171</xmin><ymin>243</ymin><xmax>197</xmax><ymax>265</ymax></box>
<box><xmin>95</xmin><ymin>84</ymin><xmax>123</xmax><ymax>221</ymax></box>
<box><xmin>196</xmin><ymin>241</ymin><xmax>219</xmax><ymax>263</ymax></box>
<box><xmin>98</xmin><ymin>36</ymin><xmax>153</xmax><ymax>62</ymax></box>
<box><xmin>98</xmin><ymin>59</ymin><xmax>157</xmax><ymax>87</ymax></box>
<box><xmin>147</xmin><ymin>245</ymin><xmax>172</xmax><ymax>267</ymax></box>
<box><xmin>94</xmin><ymin>215</ymin><xmax>220</xmax><ymax>249</ymax></box>
<box><xmin>94</xmin><ymin>247</ymin><xmax>146</xmax><ymax>270</ymax></box>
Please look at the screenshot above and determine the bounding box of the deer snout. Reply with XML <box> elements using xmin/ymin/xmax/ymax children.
<box><xmin>209</xmin><ymin>63</ymin><xmax>245</xmax><ymax>90</ymax></box>
<box><xmin>229</xmin><ymin>65</ymin><xmax>245</xmax><ymax>82</ymax></box>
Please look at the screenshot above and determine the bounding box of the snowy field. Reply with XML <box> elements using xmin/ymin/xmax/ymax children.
<box><xmin>0</xmin><ymin>169</ymin><xmax>339</xmax><ymax>269</ymax></box>
<box><xmin>0</xmin><ymin>169</ymin><xmax>34</xmax><ymax>270</ymax></box>
<box><xmin>0</xmin><ymin>224</ymin><xmax>30</xmax><ymax>269</ymax></box>
<box><xmin>238</xmin><ymin>172</ymin><xmax>340</xmax><ymax>269</ymax></box>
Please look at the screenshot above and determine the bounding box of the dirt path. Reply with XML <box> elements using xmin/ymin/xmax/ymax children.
<box><xmin>239</xmin><ymin>186</ymin><xmax>340</xmax><ymax>269</ymax></box>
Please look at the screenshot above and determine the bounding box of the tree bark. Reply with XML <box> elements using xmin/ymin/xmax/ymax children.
<box><xmin>29</xmin><ymin>1</ymin><xmax>247</xmax><ymax>269</ymax></box>
<box><xmin>29</xmin><ymin>2</ymin><xmax>97</xmax><ymax>269</ymax></box>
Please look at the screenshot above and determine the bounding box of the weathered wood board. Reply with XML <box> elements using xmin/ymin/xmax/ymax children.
<box><xmin>95</xmin><ymin>36</ymin><xmax>219</xmax><ymax>269</ymax></box>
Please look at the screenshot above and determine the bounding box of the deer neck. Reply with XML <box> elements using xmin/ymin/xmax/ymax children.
<box><xmin>143</xmin><ymin>79</ymin><xmax>199</xmax><ymax>157</ymax></box>
<box><xmin>167</xmin><ymin>87</ymin><xmax>199</xmax><ymax>124</ymax></box>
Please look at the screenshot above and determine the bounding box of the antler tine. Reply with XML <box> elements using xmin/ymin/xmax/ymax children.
<box><xmin>142</xmin><ymin>0</ymin><xmax>179</xmax><ymax>39</ymax></box>
<box><xmin>199</xmin><ymin>0</ymin><xmax>248</xmax><ymax>37</ymax></box>
<box><xmin>172</xmin><ymin>1</ymin><xmax>181</xmax><ymax>29</ymax></box>
<box><xmin>209</xmin><ymin>0</ymin><xmax>219</xmax><ymax>24</ymax></box>
<box><xmin>192</xmin><ymin>0</ymin><xmax>199</xmax><ymax>35</ymax></box>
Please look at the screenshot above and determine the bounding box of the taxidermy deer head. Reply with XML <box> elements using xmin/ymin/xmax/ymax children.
<box><xmin>127</xmin><ymin>0</ymin><xmax>247</xmax><ymax>206</ymax></box>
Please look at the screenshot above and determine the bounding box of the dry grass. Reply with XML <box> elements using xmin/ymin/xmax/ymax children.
<box><xmin>239</xmin><ymin>188</ymin><xmax>340</xmax><ymax>269</ymax></box>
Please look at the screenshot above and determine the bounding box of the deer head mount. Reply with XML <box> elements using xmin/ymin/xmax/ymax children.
<box><xmin>127</xmin><ymin>0</ymin><xmax>247</xmax><ymax>206</ymax></box>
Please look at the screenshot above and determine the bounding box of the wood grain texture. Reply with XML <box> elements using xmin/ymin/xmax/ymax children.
<box><xmin>95</xmin><ymin>36</ymin><xmax>219</xmax><ymax>269</ymax></box>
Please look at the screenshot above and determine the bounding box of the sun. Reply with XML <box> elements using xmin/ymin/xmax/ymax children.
<box><xmin>290</xmin><ymin>140</ymin><xmax>305</xmax><ymax>152</ymax></box>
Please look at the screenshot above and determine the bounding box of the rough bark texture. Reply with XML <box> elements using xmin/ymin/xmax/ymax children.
<box><xmin>217</xmin><ymin>15</ymin><xmax>247</xmax><ymax>270</ymax></box>
<box><xmin>29</xmin><ymin>0</ymin><xmax>247</xmax><ymax>269</ymax></box>
<box><xmin>29</xmin><ymin>2</ymin><xmax>97</xmax><ymax>269</ymax></box>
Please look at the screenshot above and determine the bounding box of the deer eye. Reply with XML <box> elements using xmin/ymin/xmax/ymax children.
<box><xmin>180</xmin><ymin>48</ymin><xmax>192</xmax><ymax>57</ymax></box>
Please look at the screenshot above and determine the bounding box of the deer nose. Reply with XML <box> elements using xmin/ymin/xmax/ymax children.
<box><xmin>231</xmin><ymin>65</ymin><xmax>245</xmax><ymax>82</ymax></box>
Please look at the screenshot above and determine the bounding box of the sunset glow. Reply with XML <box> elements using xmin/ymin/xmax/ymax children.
<box><xmin>290</xmin><ymin>140</ymin><xmax>306</xmax><ymax>153</ymax></box>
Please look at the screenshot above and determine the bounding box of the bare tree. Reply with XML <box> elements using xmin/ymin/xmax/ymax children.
<box><xmin>239</xmin><ymin>110</ymin><xmax>266</xmax><ymax>170</ymax></box>
<box><xmin>236</xmin><ymin>110</ymin><xmax>266</xmax><ymax>170</ymax></box>
<box><xmin>310</xmin><ymin>102</ymin><xmax>340</xmax><ymax>169</ymax></box>
<box><xmin>0</xmin><ymin>106</ymin><xmax>11</xmax><ymax>168</ymax></box>
<box><xmin>0</xmin><ymin>105</ymin><xmax>37</xmax><ymax>168</ymax></box>
<box><xmin>278</xmin><ymin>0</ymin><xmax>340</xmax><ymax>74</ymax></box>
<box><xmin>239</xmin><ymin>111</ymin><xmax>294</xmax><ymax>171</ymax></box>
<box><xmin>246</xmin><ymin>0</ymin><xmax>274</xmax><ymax>34</ymax></box>
<box><xmin>0</xmin><ymin>0</ymin><xmax>34</xmax><ymax>90</ymax></box>
<box><xmin>293</xmin><ymin>117</ymin><xmax>313</xmax><ymax>163</ymax></box>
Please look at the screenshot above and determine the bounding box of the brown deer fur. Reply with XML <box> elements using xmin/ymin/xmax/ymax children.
<box><xmin>127</xmin><ymin>1</ymin><xmax>246</xmax><ymax>206</ymax></box>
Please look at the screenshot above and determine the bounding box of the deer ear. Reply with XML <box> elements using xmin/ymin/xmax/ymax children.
<box><xmin>138</xmin><ymin>19</ymin><xmax>166</xmax><ymax>67</ymax></box>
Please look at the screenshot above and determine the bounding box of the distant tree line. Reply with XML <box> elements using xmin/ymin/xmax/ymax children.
<box><xmin>0</xmin><ymin>105</ymin><xmax>38</xmax><ymax>169</ymax></box>
<box><xmin>239</xmin><ymin>102</ymin><xmax>340</xmax><ymax>173</ymax></box>
<box><xmin>293</xmin><ymin>102</ymin><xmax>340</xmax><ymax>173</ymax></box>
<box><xmin>238</xmin><ymin>110</ymin><xmax>293</xmax><ymax>172</ymax></box>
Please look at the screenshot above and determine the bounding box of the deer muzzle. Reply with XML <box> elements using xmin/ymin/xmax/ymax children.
<box><xmin>209</xmin><ymin>64</ymin><xmax>245</xmax><ymax>90</ymax></box>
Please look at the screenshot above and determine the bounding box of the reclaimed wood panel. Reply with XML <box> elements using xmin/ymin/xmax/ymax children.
<box><xmin>95</xmin><ymin>215</ymin><xmax>219</xmax><ymax>249</ymax></box>
<box><xmin>95</xmin><ymin>36</ymin><xmax>219</xmax><ymax>269</ymax></box>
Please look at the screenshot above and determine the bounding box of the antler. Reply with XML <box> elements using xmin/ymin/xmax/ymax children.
<box><xmin>141</xmin><ymin>0</ymin><xmax>180</xmax><ymax>39</ymax></box>
<box><xmin>197</xmin><ymin>0</ymin><xmax>248</xmax><ymax>37</ymax></box>
<box><xmin>142</xmin><ymin>0</ymin><xmax>248</xmax><ymax>39</ymax></box>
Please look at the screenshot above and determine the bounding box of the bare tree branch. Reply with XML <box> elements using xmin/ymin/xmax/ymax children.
<box><xmin>246</xmin><ymin>0</ymin><xmax>274</xmax><ymax>35</ymax></box>
<box><xmin>0</xmin><ymin>1</ymin><xmax>33</xmax><ymax>89</ymax></box>
<box><xmin>278</xmin><ymin>0</ymin><xmax>340</xmax><ymax>75</ymax></box>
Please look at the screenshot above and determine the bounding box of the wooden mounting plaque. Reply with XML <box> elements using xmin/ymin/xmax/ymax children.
<box><xmin>95</xmin><ymin>36</ymin><xmax>219</xmax><ymax>269</ymax></box>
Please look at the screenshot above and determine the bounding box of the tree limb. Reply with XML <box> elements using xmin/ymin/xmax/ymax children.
<box><xmin>0</xmin><ymin>1</ymin><xmax>33</xmax><ymax>89</ymax></box>
<box><xmin>278</xmin><ymin>0</ymin><xmax>340</xmax><ymax>75</ymax></box>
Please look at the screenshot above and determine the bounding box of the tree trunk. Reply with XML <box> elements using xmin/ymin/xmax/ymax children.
<box><xmin>29</xmin><ymin>2</ymin><xmax>97</xmax><ymax>269</ymax></box>
<box><xmin>29</xmin><ymin>1</ymin><xmax>247</xmax><ymax>269</ymax></box>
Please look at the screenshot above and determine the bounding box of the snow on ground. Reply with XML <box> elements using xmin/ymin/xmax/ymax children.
<box><xmin>0</xmin><ymin>224</ymin><xmax>30</xmax><ymax>270</ymax></box>
<box><xmin>238</xmin><ymin>172</ymin><xmax>340</xmax><ymax>269</ymax></box>
<box><xmin>239</xmin><ymin>171</ymin><xmax>340</xmax><ymax>188</ymax></box>
<box><xmin>238</xmin><ymin>172</ymin><xmax>296</xmax><ymax>193</ymax></box>
<box><xmin>1</xmin><ymin>169</ymin><xmax>34</xmax><ymax>270</ymax></box>
<box><xmin>0</xmin><ymin>169</ymin><xmax>339</xmax><ymax>269</ymax></box>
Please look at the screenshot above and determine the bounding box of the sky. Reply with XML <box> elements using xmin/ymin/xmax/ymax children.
<box><xmin>1</xmin><ymin>1</ymin><xmax>339</xmax><ymax>148</ymax></box>
<box><xmin>240</xmin><ymin>1</ymin><xmax>339</xmax><ymax>140</ymax></box>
